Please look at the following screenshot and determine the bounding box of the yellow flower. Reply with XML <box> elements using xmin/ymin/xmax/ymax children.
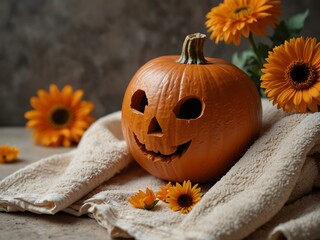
<box><xmin>25</xmin><ymin>84</ymin><xmax>95</xmax><ymax>147</ymax></box>
<box><xmin>128</xmin><ymin>188</ymin><xmax>159</xmax><ymax>210</ymax></box>
<box><xmin>0</xmin><ymin>145</ymin><xmax>19</xmax><ymax>163</ymax></box>
<box><xmin>261</xmin><ymin>37</ymin><xmax>320</xmax><ymax>113</ymax></box>
<box><xmin>167</xmin><ymin>180</ymin><xmax>202</xmax><ymax>214</ymax></box>
<box><xmin>156</xmin><ymin>182</ymin><xmax>173</xmax><ymax>203</ymax></box>
<box><xmin>205</xmin><ymin>0</ymin><xmax>281</xmax><ymax>45</ymax></box>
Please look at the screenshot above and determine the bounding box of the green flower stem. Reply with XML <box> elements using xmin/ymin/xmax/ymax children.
<box><xmin>248</xmin><ymin>33</ymin><xmax>263</xmax><ymax>70</ymax></box>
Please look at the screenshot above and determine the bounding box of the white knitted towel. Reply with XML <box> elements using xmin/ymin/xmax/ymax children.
<box><xmin>0</xmin><ymin>100</ymin><xmax>320</xmax><ymax>240</ymax></box>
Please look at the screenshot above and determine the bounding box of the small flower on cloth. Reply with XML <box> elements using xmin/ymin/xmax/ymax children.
<box><xmin>156</xmin><ymin>182</ymin><xmax>173</xmax><ymax>203</ymax></box>
<box><xmin>128</xmin><ymin>188</ymin><xmax>159</xmax><ymax>210</ymax></box>
<box><xmin>130</xmin><ymin>180</ymin><xmax>203</xmax><ymax>214</ymax></box>
<box><xmin>167</xmin><ymin>180</ymin><xmax>202</xmax><ymax>214</ymax></box>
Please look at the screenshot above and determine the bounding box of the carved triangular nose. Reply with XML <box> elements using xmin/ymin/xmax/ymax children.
<box><xmin>147</xmin><ymin>117</ymin><xmax>163</xmax><ymax>137</ymax></box>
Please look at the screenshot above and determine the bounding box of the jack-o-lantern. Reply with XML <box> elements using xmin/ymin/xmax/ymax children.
<box><xmin>122</xmin><ymin>33</ymin><xmax>262</xmax><ymax>183</ymax></box>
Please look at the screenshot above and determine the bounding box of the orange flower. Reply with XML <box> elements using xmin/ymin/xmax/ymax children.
<box><xmin>206</xmin><ymin>0</ymin><xmax>281</xmax><ymax>45</ymax></box>
<box><xmin>156</xmin><ymin>182</ymin><xmax>173</xmax><ymax>203</ymax></box>
<box><xmin>128</xmin><ymin>188</ymin><xmax>159</xmax><ymax>210</ymax></box>
<box><xmin>0</xmin><ymin>144</ymin><xmax>19</xmax><ymax>163</ymax></box>
<box><xmin>25</xmin><ymin>84</ymin><xmax>95</xmax><ymax>147</ymax></box>
<box><xmin>261</xmin><ymin>37</ymin><xmax>320</xmax><ymax>113</ymax></box>
<box><xmin>167</xmin><ymin>180</ymin><xmax>202</xmax><ymax>214</ymax></box>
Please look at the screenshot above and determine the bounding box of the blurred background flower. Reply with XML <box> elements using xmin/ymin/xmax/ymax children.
<box><xmin>0</xmin><ymin>144</ymin><xmax>19</xmax><ymax>163</ymax></box>
<box><xmin>205</xmin><ymin>0</ymin><xmax>281</xmax><ymax>46</ymax></box>
<box><xmin>24</xmin><ymin>84</ymin><xmax>95</xmax><ymax>147</ymax></box>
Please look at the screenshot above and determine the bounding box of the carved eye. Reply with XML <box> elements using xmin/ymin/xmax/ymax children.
<box><xmin>173</xmin><ymin>97</ymin><xmax>203</xmax><ymax>120</ymax></box>
<box><xmin>131</xmin><ymin>89</ymin><xmax>148</xmax><ymax>113</ymax></box>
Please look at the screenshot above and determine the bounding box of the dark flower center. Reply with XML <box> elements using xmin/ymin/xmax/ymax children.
<box><xmin>49</xmin><ymin>107</ymin><xmax>72</xmax><ymax>128</ymax></box>
<box><xmin>234</xmin><ymin>6</ymin><xmax>250</xmax><ymax>14</ymax></box>
<box><xmin>286</xmin><ymin>60</ymin><xmax>317</xmax><ymax>90</ymax></box>
<box><xmin>177</xmin><ymin>194</ymin><xmax>193</xmax><ymax>208</ymax></box>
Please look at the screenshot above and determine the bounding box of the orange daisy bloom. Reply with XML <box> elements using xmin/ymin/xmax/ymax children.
<box><xmin>128</xmin><ymin>188</ymin><xmax>159</xmax><ymax>210</ymax></box>
<box><xmin>156</xmin><ymin>182</ymin><xmax>173</xmax><ymax>203</ymax></box>
<box><xmin>0</xmin><ymin>144</ymin><xmax>19</xmax><ymax>163</ymax></box>
<box><xmin>25</xmin><ymin>84</ymin><xmax>95</xmax><ymax>147</ymax></box>
<box><xmin>167</xmin><ymin>180</ymin><xmax>202</xmax><ymax>214</ymax></box>
<box><xmin>206</xmin><ymin>0</ymin><xmax>281</xmax><ymax>45</ymax></box>
<box><xmin>261</xmin><ymin>37</ymin><xmax>320</xmax><ymax>113</ymax></box>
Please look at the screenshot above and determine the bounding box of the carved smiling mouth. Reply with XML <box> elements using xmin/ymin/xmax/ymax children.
<box><xmin>133</xmin><ymin>133</ymin><xmax>191</xmax><ymax>163</ymax></box>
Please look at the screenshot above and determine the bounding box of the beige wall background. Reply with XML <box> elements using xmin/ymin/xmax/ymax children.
<box><xmin>0</xmin><ymin>0</ymin><xmax>319</xmax><ymax>126</ymax></box>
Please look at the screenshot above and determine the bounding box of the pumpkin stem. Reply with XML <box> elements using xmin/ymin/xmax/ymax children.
<box><xmin>177</xmin><ymin>33</ymin><xmax>208</xmax><ymax>65</ymax></box>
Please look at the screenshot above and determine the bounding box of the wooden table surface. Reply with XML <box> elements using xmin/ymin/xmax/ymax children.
<box><xmin>0</xmin><ymin>127</ymin><xmax>110</xmax><ymax>240</ymax></box>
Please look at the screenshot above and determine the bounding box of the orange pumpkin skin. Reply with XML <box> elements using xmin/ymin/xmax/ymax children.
<box><xmin>121</xmin><ymin>35</ymin><xmax>262</xmax><ymax>183</ymax></box>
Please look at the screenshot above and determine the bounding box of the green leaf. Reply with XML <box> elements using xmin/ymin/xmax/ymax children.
<box><xmin>233</xmin><ymin>10</ymin><xmax>309</xmax><ymax>98</ymax></box>
<box><xmin>285</xmin><ymin>9</ymin><xmax>309</xmax><ymax>34</ymax></box>
<box><xmin>232</xmin><ymin>50</ymin><xmax>263</xmax><ymax>95</ymax></box>
<box><xmin>232</xmin><ymin>50</ymin><xmax>255</xmax><ymax>70</ymax></box>
<box><xmin>270</xmin><ymin>9</ymin><xmax>309</xmax><ymax>47</ymax></box>
<box><xmin>247</xmin><ymin>64</ymin><xmax>263</xmax><ymax>91</ymax></box>
<box><xmin>270</xmin><ymin>21</ymin><xmax>290</xmax><ymax>46</ymax></box>
<box><xmin>257</xmin><ymin>43</ymin><xmax>270</xmax><ymax>60</ymax></box>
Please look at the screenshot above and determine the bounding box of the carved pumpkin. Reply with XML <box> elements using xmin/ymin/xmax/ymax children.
<box><xmin>121</xmin><ymin>33</ymin><xmax>262</xmax><ymax>183</ymax></box>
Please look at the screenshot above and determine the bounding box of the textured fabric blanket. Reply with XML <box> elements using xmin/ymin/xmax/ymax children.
<box><xmin>1</xmin><ymin>100</ymin><xmax>320</xmax><ymax>240</ymax></box>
